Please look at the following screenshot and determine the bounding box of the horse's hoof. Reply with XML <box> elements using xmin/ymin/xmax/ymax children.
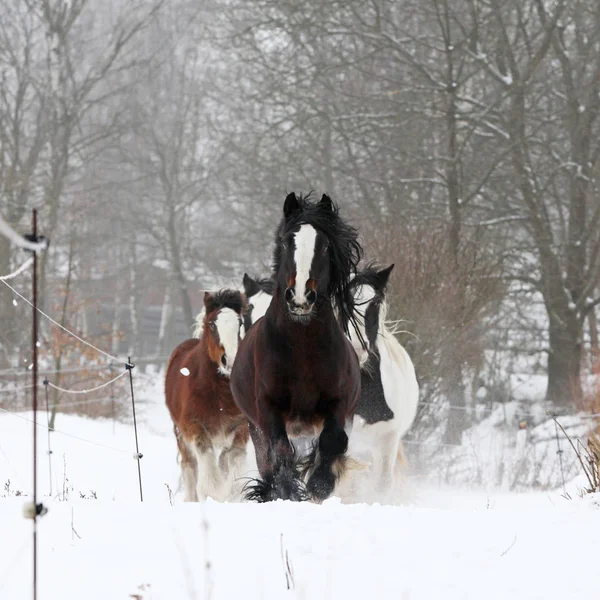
<box><xmin>273</xmin><ymin>469</ymin><xmax>308</xmax><ymax>502</ymax></box>
<box><xmin>306</xmin><ymin>470</ymin><xmax>335</xmax><ymax>502</ymax></box>
<box><xmin>243</xmin><ymin>476</ymin><xmax>277</xmax><ymax>503</ymax></box>
<box><xmin>243</xmin><ymin>471</ymin><xmax>308</xmax><ymax>503</ymax></box>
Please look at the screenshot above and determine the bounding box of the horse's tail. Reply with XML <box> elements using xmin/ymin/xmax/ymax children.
<box><xmin>192</xmin><ymin>308</ymin><xmax>205</xmax><ymax>338</ymax></box>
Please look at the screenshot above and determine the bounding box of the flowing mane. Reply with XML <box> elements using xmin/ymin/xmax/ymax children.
<box><xmin>350</xmin><ymin>262</ymin><xmax>389</xmax><ymax>318</ymax></box>
<box><xmin>272</xmin><ymin>193</ymin><xmax>363</xmax><ymax>337</ymax></box>
<box><xmin>246</xmin><ymin>276</ymin><xmax>276</xmax><ymax>296</ymax></box>
<box><xmin>205</xmin><ymin>289</ymin><xmax>246</xmax><ymax>314</ymax></box>
<box><xmin>351</xmin><ymin>263</ymin><xmax>391</xmax><ymax>296</ymax></box>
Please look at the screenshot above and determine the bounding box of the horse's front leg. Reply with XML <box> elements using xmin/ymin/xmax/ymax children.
<box><xmin>306</xmin><ymin>413</ymin><xmax>352</xmax><ymax>502</ymax></box>
<box><xmin>246</xmin><ymin>415</ymin><xmax>305</xmax><ymax>502</ymax></box>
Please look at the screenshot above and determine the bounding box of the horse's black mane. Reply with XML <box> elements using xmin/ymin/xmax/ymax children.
<box><xmin>248</xmin><ymin>276</ymin><xmax>276</xmax><ymax>296</ymax></box>
<box><xmin>273</xmin><ymin>193</ymin><xmax>364</xmax><ymax>340</ymax></box>
<box><xmin>208</xmin><ymin>289</ymin><xmax>246</xmax><ymax>315</ymax></box>
<box><xmin>350</xmin><ymin>263</ymin><xmax>389</xmax><ymax>303</ymax></box>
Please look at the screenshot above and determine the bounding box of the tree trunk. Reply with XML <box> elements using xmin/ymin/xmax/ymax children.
<box><xmin>590</xmin><ymin>308</ymin><xmax>599</xmax><ymax>374</ymax></box>
<box><xmin>111</xmin><ymin>286</ymin><xmax>122</xmax><ymax>356</ymax></box>
<box><xmin>49</xmin><ymin>237</ymin><xmax>74</xmax><ymax>431</ymax></box>
<box><xmin>167</xmin><ymin>211</ymin><xmax>194</xmax><ymax>332</ymax></box>
<box><xmin>546</xmin><ymin>314</ymin><xmax>582</xmax><ymax>409</ymax></box>
<box><xmin>157</xmin><ymin>283</ymin><xmax>174</xmax><ymax>357</ymax></box>
<box><xmin>0</xmin><ymin>235</ymin><xmax>14</xmax><ymax>369</ymax></box>
<box><xmin>128</xmin><ymin>237</ymin><xmax>140</xmax><ymax>357</ymax></box>
<box><xmin>443</xmin><ymin>359</ymin><xmax>467</xmax><ymax>445</ymax></box>
<box><xmin>440</xmin><ymin>0</ymin><xmax>468</xmax><ymax>444</ymax></box>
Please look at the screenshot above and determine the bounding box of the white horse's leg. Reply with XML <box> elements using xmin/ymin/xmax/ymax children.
<box><xmin>179</xmin><ymin>438</ymin><xmax>198</xmax><ymax>502</ymax></box>
<box><xmin>373</xmin><ymin>428</ymin><xmax>402</xmax><ymax>502</ymax></box>
<box><xmin>396</xmin><ymin>439</ymin><xmax>408</xmax><ymax>467</ymax></box>
<box><xmin>182</xmin><ymin>462</ymin><xmax>198</xmax><ymax>502</ymax></box>
<box><xmin>193</xmin><ymin>443</ymin><xmax>223</xmax><ymax>502</ymax></box>
<box><xmin>219</xmin><ymin>444</ymin><xmax>248</xmax><ymax>502</ymax></box>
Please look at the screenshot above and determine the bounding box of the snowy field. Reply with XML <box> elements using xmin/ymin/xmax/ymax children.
<box><xmin>1</xmin><ymin>375</ymin><xmax>599</xmax><ymax>600</ymax></box>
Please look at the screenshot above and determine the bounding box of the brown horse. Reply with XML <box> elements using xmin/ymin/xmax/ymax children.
<box><xmin>231</xmin><ymin>193</ymin><xmax>365</xmax><ymax>502</ymax></box>
<box><xmin>165</xmin><ymin>290</ymin><xmax>250</xmax><ymax>502</ymax></box>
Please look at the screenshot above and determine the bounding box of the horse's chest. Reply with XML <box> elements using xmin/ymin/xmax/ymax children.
<box><xmin>263</xmin><ymin>325</ymin><xmax>347</xmax><ymax>409</ymax></box>
<box><xmin>193</xmin><ymin>380</ymin><xmax>239</xmax><ymax>425</ymax></box>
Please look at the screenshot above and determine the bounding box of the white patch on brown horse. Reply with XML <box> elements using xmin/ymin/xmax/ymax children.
<box><xmin>292</xmin><ymin>224</ymin><xmax>318</xmax><ymax>305</ymax></box>
<box><xmin>215</xmin><ymin>307</ymin><xmax>241</xmax><ymax>376</ymax></box>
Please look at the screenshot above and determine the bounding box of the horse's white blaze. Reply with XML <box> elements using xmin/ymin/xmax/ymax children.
<box><xmin>215</xmin><ymin>307</ymin><xmax>241</xmax><ymax>375</ymax></box>
<box><xmin>249</xmin><ymin>290</ymin><xmax>272</xmax><ymax>324</ymax></box>
<box><xmin>292</xmin><ymin>224</ymin><xmax>318</xmax><ymax>304</ymax></box>
<box><xmin>347</xmin><ymin>284</ymin><xmax>376</xmax><ymax>365</ymax></box>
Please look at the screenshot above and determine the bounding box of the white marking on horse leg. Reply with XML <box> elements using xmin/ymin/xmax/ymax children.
<box><xmin>182</xmin><ymin>463</ymin><xmax>198</xmax><ymax>502</ymax></box>
<box><xmin>180</xmin><ymin>439</ymin><xmax>198</xmax><ymax>502</ymax></box>
<box><xmin>192</xmin><ymin>444</ymin><xmax>223</xmax><ymax>502</ymax></box>
<box><xmin>218</xmin><ymin>440</ymin><xmax>247</xmax><ymax>502</ymax></box>
<box><xmin>374</xmin><ymin>429</ymin><xmax>402</xmax><ymax>500</ymax></box>
<box><xmin>215</xmin><ymin>307</ymin><xmax>241</xmax><ymax>376</ymax></box>
<box><xmin>396</xmin><ymin>440</ymin><xmax>408</xmax><ymax>467</ymax></box>
<box><xmin>292</xmin><ymin>224</ymin><xmax>317</xmax><ymax>303</ymax></box>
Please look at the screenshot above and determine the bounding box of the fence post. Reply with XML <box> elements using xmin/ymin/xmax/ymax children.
<box><xmin>29</xmin><ymin>208</ymin><xmax>47</xmax><ymax>600</ymax></box>
<box><xmin>553</xmin><ymin>416</ymin><xmax>567</xmax><ymax>496</ymax></box>
<box><xmin>127</xmin><ymin>357</ymin><xmax>144</xmax><ymax>501</ymax></box>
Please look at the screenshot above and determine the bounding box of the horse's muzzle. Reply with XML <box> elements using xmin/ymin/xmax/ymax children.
<box><xmin>285</xmin><ymin>286</ymin><xmax>316</xmax><ymax>322</ymax></box>
<box><xmin>287</xmin><ymin>300</ymin><xmax>314</xmax><ymax>320</ymax></box>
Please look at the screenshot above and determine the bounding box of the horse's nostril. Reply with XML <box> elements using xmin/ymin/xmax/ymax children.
<box><xmin>221</xmin><ymin>355</ymin><xmax>227</xmax><ymax>367</ymax></box>
<box><xmin>285</xmin><ymin>287</ymin><xmax>295</xmax><ymax>303</ymax></box>
<box><xmin>306</xmin><ymin>289</ymin><xmax>316</xmax><ymax>304</ymax></box>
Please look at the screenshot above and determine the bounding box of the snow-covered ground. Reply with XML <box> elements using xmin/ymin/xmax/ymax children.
<box><xmin>1</xmin><ymin>373</ymin><xmax>599</xmax><ymax>600</ymax></box>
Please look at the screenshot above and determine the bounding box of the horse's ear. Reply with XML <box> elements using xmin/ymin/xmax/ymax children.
<box><xmin>374</xmin><ymin>264</ymin><xmax>394</xmax><ymax>290</ymax></box>
<box><xmin>283</xmin><ymin>192</ymin><xmax>300</xmax><ymax>219</ymax></box>
<box><xmin>203</xmin><ymin>291</ymin><xmax>216</xmax><ymax>312</ymax></box>
<box><xmin>319</xmin><ymin>194</ymin><xmax>334</xmax><ymax>212</ymax></box>
<box><xmin>243</xmin><ymin>273</ymin><xmax>260</xmax><ymax>297</ymax></box>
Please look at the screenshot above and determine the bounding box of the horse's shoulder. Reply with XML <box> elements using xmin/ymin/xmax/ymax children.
<box><xmin>172</xmin><ymin>337</ymin><xmax>200</xmax><ymax>358</ymax></box>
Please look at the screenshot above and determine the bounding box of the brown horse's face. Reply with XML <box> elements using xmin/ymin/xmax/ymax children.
<box><xmin>204</xmin><ymin>306</ymin><xmax>244</xmax><ymax>377</ymax></box>
<box><xmin>279</xmin><ymin>223</ymin><xmax>331</xmax><ymax>323</ymax></box>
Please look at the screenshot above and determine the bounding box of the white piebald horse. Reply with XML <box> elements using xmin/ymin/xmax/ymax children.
<box><xmin>242</xmin><ymin>264</ymin><xmax>419</xmax><ymax>503</ymax></box>
<box><xmin>342</xmin><ymin>264</ymin><xmax>419</xmax><ymax>502</ymax></box>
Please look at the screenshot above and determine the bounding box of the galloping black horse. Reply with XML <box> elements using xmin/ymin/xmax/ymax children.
<box><xmin>230</xmin><ymin>193</ymin><xmax>364</xmax><ymax>502</ymax></box>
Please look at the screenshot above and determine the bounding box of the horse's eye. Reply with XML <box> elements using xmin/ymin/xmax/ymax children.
<box><xmin>249</xmin><ymin>303</ymin><xmax>254</xmax><ymax>312</ymax></box>
<box><xmin>209</xmin><ymin>321</ymin><xmax>216</xmax><ymax>331</ymax></box>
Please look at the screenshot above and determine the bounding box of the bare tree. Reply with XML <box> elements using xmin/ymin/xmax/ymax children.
<box><xmin>472</xmin><ymin>0</ymin><xmax>600</xmax><ymax>407</ymax></box>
